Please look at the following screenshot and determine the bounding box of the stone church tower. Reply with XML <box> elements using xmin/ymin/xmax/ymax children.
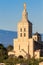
<box><xmin>18</xmin><ymin>3</ymin><xmax>32</xmax><ymax>39</ymax></box>
<box><xmin>13</xmin><ymin>3</ymin><xmax>34</xmax><ymax>58</ymax></box>
<box><xmin>8</xmin><ymin>3</ymin><xmax>42</xmax><ymax>59</ymax></box>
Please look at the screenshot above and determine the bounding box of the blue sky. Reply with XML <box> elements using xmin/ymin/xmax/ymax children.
<box><xmin>0</xmin><ymin>0</ymin><xmax>43</xmax><ymax>33</ymax></box>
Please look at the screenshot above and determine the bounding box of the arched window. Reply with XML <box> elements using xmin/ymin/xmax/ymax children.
<box><xmin>24</xmin><ymin>33</ymin><xmax>26</xmax><ymax>37</ymax></box>
<box><xmin>20</xmin><ymin>33</ymin><xmax>22</xmax><ymax>37</ymax></box>
<box><xmin>20</xmin><ymin>28</ymin><xmax>22</xmax><ymax>32</ymax></box>
<box><xmin>24</xmin><ymin>28</ymin><xmax>26</xmax><ymax>32</ymax></box>
<box><xmin>19</xmin><ymin>45</ymin><xmax>20</xmax><ymax>50</ymax></box>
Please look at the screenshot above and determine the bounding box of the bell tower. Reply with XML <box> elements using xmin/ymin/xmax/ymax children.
<box><xmin>18</xmin><ymin>3</ymin><xmax>32</xmax><ymax>39</ymax></box>
<box><xmin>13</xmin><ymin>3</ymin><xmax>33</xmax><ymax>58</ymax></box>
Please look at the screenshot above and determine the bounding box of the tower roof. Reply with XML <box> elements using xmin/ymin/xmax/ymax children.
<box><xmin>22</xmin><ymin>3</ymin><xmax>32</xmax><ymax>24</ymax></box>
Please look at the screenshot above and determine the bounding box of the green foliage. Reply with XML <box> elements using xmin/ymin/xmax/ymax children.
<box><xmin>0</xmin><ymin>44</ymin><xmax>8</xmax><ymax>63</ymax></box>
<box><xmin>7</xmin><ymin>45</ymin><xmax>13</xmax><ymax>52</ymax></box>
<box><xmin>23</xmin><ymin>58</ymin><xmax>39</xmax><ymax>65</ymax></box>
<box><xmin>0</xmin><ymin>44</ymin><xmax>43</xmax><ymax>65</ymax></box>
<box><xmin>38</xmin><ymin>57</ymin><xmax>43</xmax><ymax>62</ymax></box>
<box><xmin>0</xmin><ymin>44</ymin><xmax>4</xmax><ymax>49</ymax></box>
<box><xmin>5</xmin><ymin>63</ymin><xmax>13</xmax><ymax>65</ymax></box>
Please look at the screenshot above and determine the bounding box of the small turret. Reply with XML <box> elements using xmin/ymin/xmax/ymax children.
<box><xmin>33</xmin><ymin>32</ymin><xmax>41</xmax><ymax>41</ymax></box>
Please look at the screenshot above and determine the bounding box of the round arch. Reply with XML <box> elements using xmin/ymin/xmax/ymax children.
<box><xmin>18</xmin><ymin>55</ymin><xmax>23</xmax><ymax>59</ymax></box>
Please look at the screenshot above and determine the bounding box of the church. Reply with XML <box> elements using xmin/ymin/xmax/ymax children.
<box><xmin>8</xmin><ymin>3</ymin><xmax>43</xmax><ymax>59</ymax></box>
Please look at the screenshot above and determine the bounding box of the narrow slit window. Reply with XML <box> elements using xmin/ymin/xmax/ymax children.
<box><xmin>19</xmin><ymin>45</ymin><xmax>20</xmax><ymax>50</ymax></box>
<box><xmin>24</xmin><ymin>33</ymin><xmax>26</xmax><ymax>37</ymax></box>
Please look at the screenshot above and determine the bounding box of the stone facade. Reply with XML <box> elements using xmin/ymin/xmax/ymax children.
<box><xmin>39</xmin><ymin>62</ymin><xmax>43</xmax><ymax>65</ymax></box>
<box><xmin>8</xmin><ymin>3</ymin><xmax>43</xmax><ymax>59</ymax></box>
<box><xmin>13</xmin><ymin>3</ymin><xmax>34</xmax><ymax>58</ymax></box>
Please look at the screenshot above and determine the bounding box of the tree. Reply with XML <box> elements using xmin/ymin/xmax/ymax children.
<box><xmin>0</xmin><ymin>44</ymin><xmax>4</xmax><ymax>49</ymax></box>
<box><xmin>0</xmin><ymin>44</ymin><xmax>8</xmax><ymax>62</ymax></box>
<box><xmin>7</xmin><ymin>45</ymin><xmax>13</xmax><ymax>52</ymax></box>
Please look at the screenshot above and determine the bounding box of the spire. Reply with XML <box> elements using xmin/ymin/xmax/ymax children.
<box><xmin>22</xmin><ymin>3</ymin><xmax>28</xmax><ymax>20</ymax></box>
<box><xmin>24</xmin><ymin>3</ymin><xmax>26</xmax><ymax>10</ymax></box>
